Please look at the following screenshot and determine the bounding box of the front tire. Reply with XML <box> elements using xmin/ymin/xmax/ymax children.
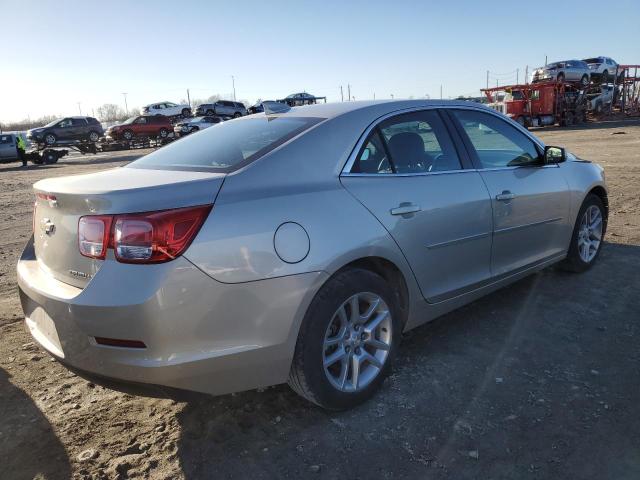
<box><xmin>158</xmin><ymin>128</ymin><xmax>168</xmax><ymax>138</ymax></box>
<box><xmin>122</xmin><ymin>130</ymin><xmax>134</xmax><ymax>141</ymax></box>
<box><xmin>88</xmin><ymin>131</ymin><xmax>100</xmax><ymax>142</ymax></box>
<box><xmin>580</xmin><ymin>74</ymin><xmax>589</xmax><ymax>86</ymax></box>
<box><xmin>560</xmin><ymin>194</ymin><xmax>606</xmax><ymax>272</ymax></box>
<box><xmin>288</xmin><ymin>268</ymin><xmax>401</xmax><ymax>410</ymax></box>
<box><xmin>181</xmin><ymin>108</ymin><xmax>191</xmax><ymax>118</ymax></box>
<box><xmin>44</xmin><ymin>133</ymin><xmax>57</xmax><ymax>146</ymax></box>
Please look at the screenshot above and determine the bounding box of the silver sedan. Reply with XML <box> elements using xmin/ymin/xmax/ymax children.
<box><xmin>18</xmin><ymin>100</ymin><xmax>607</xmax><ymax>410</ymax></box>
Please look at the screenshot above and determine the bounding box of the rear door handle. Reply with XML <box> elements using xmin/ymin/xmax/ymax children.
<box><xmin>495</xmin><ymin>191</ymin><xmax>515</xmax><ymax>202</ymax></box>
<box><xmin>390</xmin><ymin>203</ymin><xmax>421</xmax><ymax>216</ymax></box>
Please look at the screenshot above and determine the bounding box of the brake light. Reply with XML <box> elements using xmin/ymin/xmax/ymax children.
<box><xmin>78</xmin><ymin>205</ymin><xmax>211</xmax><ymax>263</ymax></box>
<box><xmin>79</xmin><ymin>215</ymin><xmax>113</xmax><ymax>259</ymax></box>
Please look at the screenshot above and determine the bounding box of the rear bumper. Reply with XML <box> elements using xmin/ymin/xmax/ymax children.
<box><xmin>17</xmin><ymin>237</ymin><xmax>327</xmax><ymax>396</ymax></box>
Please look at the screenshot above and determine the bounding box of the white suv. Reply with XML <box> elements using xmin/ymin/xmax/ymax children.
<box><xmin>141</xmin><ymin>102</ymin><xmax>191</xmax><ymax>118</ymax></box>
<box><xmin>583</xmin><ymin>57</ymin><xmax>619</xmax><ymax>83</ymax></box>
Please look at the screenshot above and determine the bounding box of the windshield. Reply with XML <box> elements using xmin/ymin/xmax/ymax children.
<box><xmin>44</xmin><ymin>118</ymin><xmax>62</xmax><ymax>127</ymax></box>
<box><xmin>128</xmin><ymin>116</ymin><xmax>324</xmax><ymax>172</ymax></box>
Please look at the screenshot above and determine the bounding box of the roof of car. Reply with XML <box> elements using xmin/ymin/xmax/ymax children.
<box><xmin>268</xmin><ymin>99</ymin><xmax>491</xmax><ymax>119</ymax></box>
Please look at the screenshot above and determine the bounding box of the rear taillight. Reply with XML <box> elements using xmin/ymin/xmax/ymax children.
<box><xmin>78</xmin><ymin>205</ymin><xmax>211</xmax><ymax>263</ymax></box>
<box><xmin>79</xmin><ymin>215</ymin><xmax>113</xmax><ymax>259</ymax></box>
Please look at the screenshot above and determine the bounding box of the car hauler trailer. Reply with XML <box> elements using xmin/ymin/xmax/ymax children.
<box><xmin>482</xmin><ymin>81</ymin><xmax>589</xmax><ymax>127</ymax></box>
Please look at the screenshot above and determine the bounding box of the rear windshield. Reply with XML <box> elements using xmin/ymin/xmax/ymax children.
<box><xmin>584</xmin><ymin>58</ymin><xmax>602</xmax><ymax>64</ymax></box>
<box><xmin>128</xmin><ymin>116</ymin><xmax>324</xmax><ymax>172</ymax></box>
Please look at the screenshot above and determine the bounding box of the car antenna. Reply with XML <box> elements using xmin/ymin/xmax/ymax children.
<box><xmin>262</xmin><ymin>101</ymin><xmax>291</xmax><ymax>115</ymax></box>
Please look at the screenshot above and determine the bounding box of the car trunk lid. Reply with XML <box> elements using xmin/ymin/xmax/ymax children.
<box><xmin>33</xmin><ymin>166</ymin><xmax>224</xmax><ymax>288</ymax></box>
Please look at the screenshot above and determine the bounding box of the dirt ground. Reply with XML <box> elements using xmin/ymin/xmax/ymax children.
<box><xmin>1</xmin><ymin>121</ymin><xmax>639</xmax><ymax>480</ymax></box>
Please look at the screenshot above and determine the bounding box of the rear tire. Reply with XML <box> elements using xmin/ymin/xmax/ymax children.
<box><xmin>206</xmin><ymin>109</ymin><xmax>214</xmax><ymax>116</ymax></box>
<box><xmin>288</xmin><ymin>268</ymin><xmax>401</xmax><ymax>410</ymax></box>
<box><xmin>557</xmin><ymin>73</ymin><xmax>565</xmax><ymax>83</ymax></box>
<box><xmin>159</xmin><ymin>128</ymin><xmax>168</xmax><ymax>138</ymax></box>
<box><xmin>233</xmin><ymin>112</ymin><xmax>242</xmax><ymax>118</ymax></box>
<box><xmin>560</xmin><ymin>194</ymin><xmax>606</xmax><ymax>273</ymax></box>
<box><xmin>580</xmin><ymin>74</ymin><xmax>589</xmax><ymax>86</ymax></box>
<box><xmin>88</xmin><ymin>131</ymin><xmax>100</xmax><ymax>142</ymax></box>
<box><xmin>602</xmin><ymin>70</ymin><xmax>609</xmax><ymax>83</ymax></box>
<box><xmin>181</xmin><ymin>108</ymin><xmax>191</xmax><ymax>118</ymax></box>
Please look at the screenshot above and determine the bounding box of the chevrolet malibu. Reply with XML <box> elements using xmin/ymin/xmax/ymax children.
<box><xmin>18</xmin><ymin>100</ymin><xmax>607</xmax><ymax>410</ymax></box>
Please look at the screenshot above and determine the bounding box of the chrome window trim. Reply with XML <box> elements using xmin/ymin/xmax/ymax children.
<box><xmin>340</xmin><ymin>104</ymin><xmax>546</xmax><ymax>176</ymax></box>
<box><xmin>342</xmin><ymin>169</ymin><xmax>478</xmax><ymax>178</ymax></box>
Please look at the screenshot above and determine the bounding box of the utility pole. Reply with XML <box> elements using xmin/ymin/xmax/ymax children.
<box><xmin>440</xmin><ymin>85</ymin><xmax>443</xmax><ymax>99</ymax></box>
<box><xmin>486</xmin><ymin>70</ymin><xmax>489</xmax><ymax>89</ymax></box>
<box><xmin>373</xmin><ymin>92</ymin><xmax>376</xmax><ymax>100</ymax></box>
<box><xmin>390</xmin><ymin>93</ymin><xmax>394</xmax><ymax>99</ymax></box>
<box><xmin>545</xmin><ymin>55</ymin><xmax>547</xmax><ymax>66</ymax></box>
<box><xmin>347</xmin><ymin>84</ymin><xmax>351</xmax><ymax>102</ymax></box>
<box><xmin>186</xmin><ymin>88</ymin><xmax>191</xmax><ymax>108</ymax></box>
<box><xmin>340</xmin><ymin>85</ymin><xmax>344</xmax><ymax>102</ymax></box>
<box><xmin>122</xmin><ymin>93</ymin><xmax>128</xmax><ymax>115</ymax></box>
<box><xmin>77</xmin><ymin>102</ymin><xmax>82</xmax><ymax>115</ymax></box>
<box><xmin>525</xmin><ymin>66</ymin><xmax>529</xmax><ymax>84</ymax></box>
<box><xmin>516</xmin><ymin>68</ymin><xmax>519</xmax><ymax>84</ymax></box>
<box><xmin>231</xmin><ymin>76</ymin><xmax>236</xmax><ymax>101</ymax></box>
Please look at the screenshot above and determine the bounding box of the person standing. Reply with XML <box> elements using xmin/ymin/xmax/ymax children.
<box><xmin>16</xmin><ymin>134</ymin><xmax>27</xmax><ymax>167</ymax></box>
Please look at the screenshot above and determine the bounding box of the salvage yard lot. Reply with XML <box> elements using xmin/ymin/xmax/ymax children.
<box><xmin>1</xmin><ymin>120</ymin><xmax>639</xmax><ymax>479</ymax></box>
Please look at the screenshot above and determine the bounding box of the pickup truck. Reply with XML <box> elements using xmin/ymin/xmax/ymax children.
<box><xmin>0</xmin><ymin>133</ymin><xmax>20</xmax><ymax>163</ymax></box>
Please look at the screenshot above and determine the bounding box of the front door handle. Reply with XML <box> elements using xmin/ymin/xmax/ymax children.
<box><xmin>390</xmin><ymin>203</ymin><xmax>421</xmax><ymax>216</ymax></box>
<box><xmin>496</xmin><ymin>191</ymin><xmax>516</xmax><ymax>202</ymax></box>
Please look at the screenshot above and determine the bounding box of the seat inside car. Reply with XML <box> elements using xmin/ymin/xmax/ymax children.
<box><xmin>387</xmin><ymin>132</ymin><xmax>432</xmax><ymax>173</ymax></box>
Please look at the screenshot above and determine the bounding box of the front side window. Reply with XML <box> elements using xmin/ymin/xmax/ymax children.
<box><xmin>0</xmin><ymin>135</ymin><xmax>13</xmax><ymax>144</ymax></box>
<box><xmin>351</xmin><ymin>110</ymin><xmax>461</xmax><ymax>174</ymax></box>
<box><xmin>450</xmin><ymin>110</ymin><xmax>541</xmax><ymax>168</ymax></box>
<box><xmin>129</xmin><ymin>116</ymin><xmax>323</xmax><ymax>172</ymax></box>
<box><xmin>58</xmin><ymin>119</ymin><xmax>72</xmax><ymax>128</ymax></box>
<box><xmin>134</xmin><ymin>117</ymin><xmax>147</xmax><ymax>124</ymax></box>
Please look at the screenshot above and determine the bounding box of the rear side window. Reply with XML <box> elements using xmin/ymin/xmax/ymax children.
<box><xmin>450</xmin><ymin>109</ymin><xmax>541</xmax><ymax>168</ymax></box>
<box><xmin>72</xmin><ymin>118</ymin><xmax>87</xmax><ymax>126</ymax></box>
<box><xmin>351</xmin><ymin>110</ymin><xmax>461</xmax><ymax>174</ymax></box>
<box><xmin>129</xmin><ymin>116</ymin><xmax>324</xmax><ymax>172</ymax></box>
<box><xmin>0</xmin><ymin>135</ymin><xmax>14</xmax><ymax>144</ymax></box>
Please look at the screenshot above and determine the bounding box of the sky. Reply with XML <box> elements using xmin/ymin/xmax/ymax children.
<box><xmin>1</xmin><ymin>0</ymin><xmax>639</xmax><ymax>123</ymax></box>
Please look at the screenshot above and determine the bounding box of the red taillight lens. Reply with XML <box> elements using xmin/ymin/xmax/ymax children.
<box><xmin>78</xmin><ymin>205</ymin><xmax>211</xmax><ymax>264</ymax></box>
<box><xmin>79</xmin><ymin>215</ymin><xmax>113</xmax><ymax>259</ymax></box>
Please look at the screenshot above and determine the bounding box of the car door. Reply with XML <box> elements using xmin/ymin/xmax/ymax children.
<box><xmin>0</xmin><ymin>134</ymin><xmax>15</xmax><ymax>159</ymax></box>
<box><xmin>54</xmin><ymin>118</ymin><xmax>73</xmax><ymax>141</ymax></box>
<box><xmin>71</xmin><ymin>118</ymin><xmax>87</xmax><ymax>139</ymax></box>
<box><xmin>447</xmin><ymin>108</ymin><xmax>572</xmax><ymax>277</ymax></box>
<box><xmin>340</xmin><ymin>109</ymin><xmax>493</xmax><ymax>303</ymax></box>
<box><xmin>133</xmin><ymin>116</ymin><xmax>149</xmax><ymax>136</ymax></box>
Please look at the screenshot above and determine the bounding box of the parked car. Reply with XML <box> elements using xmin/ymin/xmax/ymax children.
<box><xmin>194</xmin><ymin>100</ymin><xmax>246</xmax><ymax>118</ymax></box>
<box><xmin>173</xmin><ymin>116</ymin><xmax>222</xmax><ymax>137</ymax></box>
<box><xmin>587</xmin><ymin>85</ymin><xmax>615</xmax><ymax>114</ymax></box>
<box><xmin>280</xmin><ymin>92</ymin><xmax>322</xmax><ymax>106</ymax></box>
<box><xmin>583</xmin><ymin>56</ymin><xmax>619</xmax><ymax>82</ymax></box>
<box><xmin>531</xmin><ymin>60</ymin><xmax>591</xmax><ymax>85</ymax></box>
<box><xmin>247</xmin><ymin>102</ymin><xmax>266</xmax><ymax>114</ymax></box>
<box><xmin>105</xmin><ymin>115</ymin><xmax>172</xmax><ymax>141</ymax></box>
<box><xmin>141</xmin><ymin>102</ymin><xmax>191</xmax><ymax>118</ymax></box>
<box><xmin>19</xmin><ymin>100</ymin><xmax>607</xmax><ymax>410</ymax></box>
<box><xmin>27</xmin><ymin>117</ymin><xmax>103</xmax><ymax>146</ymax></box>
<box><xmin>0</xmin><ymin>133</ymin><xmax>19</xmax><ymax>162</ymax></box>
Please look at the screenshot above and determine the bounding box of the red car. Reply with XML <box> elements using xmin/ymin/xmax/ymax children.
<box><xmin>105</xmin><ymin>115</ymin><xmax>172</xmax><ymax>141</ymax></box>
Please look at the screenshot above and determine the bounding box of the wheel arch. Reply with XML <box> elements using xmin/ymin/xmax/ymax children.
<box><xmin>328</xmin><ymin>256</ymin><xmax>410</xmax><ymax>328</ymax></box>
<box><xmin>587</xmin><ymin>185</ymin><xmax>609</xmax><ymax>226</ymax></box>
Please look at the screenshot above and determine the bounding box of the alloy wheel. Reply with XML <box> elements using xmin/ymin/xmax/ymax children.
<box><xmin>578</xmin><ymin>205</ymin><xmax>603</xmax><ymax>263</ymax></box>
<box><xmin>322</xmin><ymin>292</ymin><xmax>392</xmax><ymax>393</ymax></box>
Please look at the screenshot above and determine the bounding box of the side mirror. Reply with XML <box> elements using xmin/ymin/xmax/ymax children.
<box><xmin>544</xmin><ymin>145</ymin><xmax>566</xmax><ymax>164</ymax></box>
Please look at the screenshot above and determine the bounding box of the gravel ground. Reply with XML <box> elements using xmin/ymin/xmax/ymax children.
<box><xmin>1</xmin><ymin>121</ymin><xmax>639</xmax><ymax>480</ymax></box>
